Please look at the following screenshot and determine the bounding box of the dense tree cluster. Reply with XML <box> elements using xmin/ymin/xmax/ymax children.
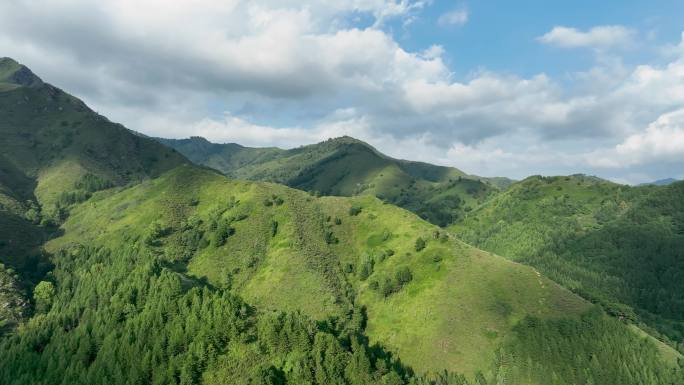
<box><xmin>369</xmin><ymin>266</ymin><xmax>414</xmax><ymax>298</ymax></box>
<box><xmin>263</xmin><ymin>195</ymin><xmax>285</xmax><ymax>207</ymax></box>
<box><xmin>502</xmin><ymin>309</ymin><xmax>684</xmax><ymax>385</ymax></box>
<box><xmin>414</xmin><ymin>237</ymin><xmax>426</xmax><ymax>252</ymax></box>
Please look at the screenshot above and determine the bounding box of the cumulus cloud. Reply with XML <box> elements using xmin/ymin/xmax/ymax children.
<box><xmin>438</xmin><ymin>8</ymin><xmax>468</xmax><ymax>27</ymax></box>
<box><xmin>370</xmin><ymin>0</ymin><xmax>429</xmax><ymax>27</ymax></box>
<box><xmin>143</xmin><ymin>109</ymin><xmax>375</xmax><ymax>149</ymax></box>
<box><xmin>538</xmin><ymin>25</ymin><xmax>635</xmax><ymax>49</ymax></box>
<box><xmin>589</xmin><ymin>108</ymin><xmax>684</xmax><ymax>168</ymax></box>
<box><xmin>0</xmin><ymin>0</ymin><xmax>433</xmax><ymax>99</ymax></box>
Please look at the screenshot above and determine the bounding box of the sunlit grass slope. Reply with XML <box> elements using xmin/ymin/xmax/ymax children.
<box><xmin>48</xmin><ymin>165</ymin><xmax>347</xmax><ymax>320</ymax></box>
<box><xmin>318</xmin><ymin>194</ymin><xmax>590</xmax><ymax>374</ymax></box>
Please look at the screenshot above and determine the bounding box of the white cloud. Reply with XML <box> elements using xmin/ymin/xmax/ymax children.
<box><xmin>170</xmin><ymin>111</ymin><xmax>374</xmax><ymax>149</ymax></box>
<box><xmin>421</xmin><ymin>45</ymin><xmax>445</xmax><ymax>60</ymax></box>
<box><xmin>0</xmin><ymin>1</ymin><xmax>444</xmax><ymax>100</ymax></box>
<box><xmin>438</xmin><ymin>8</ymin><xmax>468</xmax><ymax>27</ymax></box>
<box><xmin>369</xmin><ymin>0</ymin><xmax>428</xmax><ymax>27</ymax></box>
<box><xmin>589</xmin><ymin>108</ymin><xmax>684</xmax><ymax>168</ymax></box>
<box><xmin>538</xmin><ymin>25</ymin><xmax>635</xmax><ymax>49</ymax></box>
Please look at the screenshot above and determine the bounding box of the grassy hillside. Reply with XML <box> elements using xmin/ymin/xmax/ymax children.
<box><xmin>451</xmin><ymin>174</ymin><xmax>684</xmax><ymax>346</ymax></box>
<box><xmin>44</xmin><ymin>165</ymin><xmax>682</xmax><ymax>383</ymax></box>
<box><xmin>159</xmin><ymin>136</ymin><xmax>511</xmax><ymax>226</ymax></box>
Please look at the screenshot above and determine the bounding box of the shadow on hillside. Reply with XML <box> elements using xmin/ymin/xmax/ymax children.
<box><xmin>0</xmin><ymin>210</ymin><xmax>58</xmax><ymax>285</ymax></box>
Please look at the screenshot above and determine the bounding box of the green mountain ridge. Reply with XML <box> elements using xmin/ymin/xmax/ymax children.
<box><xmin>0</xmin><ymin>57</ymin><xmax>188</xmax><ymax>272</ymax></box>
<box><xmin>0</xmin><ymin>58</ymin><xmax>682</xmax><ymax>385</ymax></box>
<box><xmin>0</xmin><ymin>58</ymin><xmax>186</xmax><ymax>190</ymax></box>
<box><xmin>159</xmin><ymin>136</ymin><xmax>514</xmax><ymax>226</ymax></box>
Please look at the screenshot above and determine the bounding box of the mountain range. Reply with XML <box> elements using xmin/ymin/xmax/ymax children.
<box><xmin>1</xmin><ymin>57</ymin><xmax>683</xmax><ymax>385</ymax></box>
<box><xmin>158</xmin><ymin>136</ymin><xmax>513</xmax><ymax>227</ymax></box>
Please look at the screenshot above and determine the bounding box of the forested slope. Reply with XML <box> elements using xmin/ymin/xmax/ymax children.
<box><xmin>451</xmin><ymin>175</ymin><xmax>684</xmax><ymax>346</ymax></box>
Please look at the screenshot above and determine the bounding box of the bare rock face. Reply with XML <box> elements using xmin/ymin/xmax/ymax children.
<box><xmin>0</xmin><ymin>57</ymin><xmax>44</xmax><ymax>88</ymax></box>
<box><xmin>8</xmin><ymin>66</ymin><xmax>44</xmax><ymax>88</ymax></box>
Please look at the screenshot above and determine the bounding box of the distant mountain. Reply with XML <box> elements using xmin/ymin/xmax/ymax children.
<box><xmin>640</xmin><ymin>178</ymin><xmax>679</xmax><ymax>186</ymax></box>
<box><xmin>451</xmin><ymin>174</ymin><xmax>684</xmax><ymax>342</ymax></box>
<box><xmin>159</xmin><ymin>136</ymin><xmax>514</xmax><ymax>226</ymax></box>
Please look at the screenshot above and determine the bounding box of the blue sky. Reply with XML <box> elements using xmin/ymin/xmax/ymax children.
<box><xmin>391</xmin><ymin>0</ymin><xmax>684</xmax><ymax>77</ymax></box>
<box><xmin>1</xmin><ymin>0</ymin><xmax>683</xmax><ymax>183</ymax></box>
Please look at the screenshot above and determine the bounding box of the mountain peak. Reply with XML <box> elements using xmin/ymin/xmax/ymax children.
<box><xmin>0</xmin><ymin>57</ymin><xmax>19</xmax><ymax>67</ymax></box>
<box><xmin>327</xmin><ymin>135</ymin><xmax>367</xmax><ymax>145</ymax></box>
<box><xmin>321</xmin><ymin>136</ymin><xmax>379</xmax><ymax>153</ymax></box>
<box><xmin>188</xmin><ymin>136</ymin><xmax>212</xmax><ymax>143</ymax></box>
<box><xmin>0</xmin><ymin>57</ymin><xmax>44</xmax><ymax>88</ymax></box>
